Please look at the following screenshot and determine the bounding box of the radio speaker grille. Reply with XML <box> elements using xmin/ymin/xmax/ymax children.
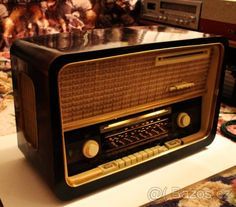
<box><xmin>58</xmin><ymin>47</ymin><xmax>212</xmax><ymax>129</ymax></box>
<box><xmin>20</xmin><ymin>73</ymin><xmax>38</xmax><ymax>149</ymax></box>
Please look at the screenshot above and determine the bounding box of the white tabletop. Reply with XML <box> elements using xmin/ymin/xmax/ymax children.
<box><xmin>0</xmin><ymin>133</ymin><xmax>236</xmax><ymax>207</ymax></box>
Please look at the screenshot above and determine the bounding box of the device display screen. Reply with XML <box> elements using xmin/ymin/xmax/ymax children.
<box><xmin>160</xmin><ymin>2</ymin><xmax>196</xmax><ymax>13</ymax></box>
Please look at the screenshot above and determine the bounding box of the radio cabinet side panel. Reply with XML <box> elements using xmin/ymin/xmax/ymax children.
<box><xmin>11</xmin><ymin>55</ymin><xmax>58</xmax><ymax>187</ymax></box>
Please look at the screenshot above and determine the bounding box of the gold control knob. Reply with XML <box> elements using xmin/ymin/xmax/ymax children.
<box><xmin>177</xmin><ymin>112</ymin><xmax>191</xmax><ymax>128</ymax></box>
<box><xmin>83</xmin><ymin>140</ymin><xmax>99</xmax><ymax>158</ymax></box>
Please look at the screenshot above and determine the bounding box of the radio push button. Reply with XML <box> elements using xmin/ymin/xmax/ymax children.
<box><xmin>133</xmin><ymin>152</ymin><xmax>143</xmax><ymax>162</ymax></box>
<box><xmin>150</xmin><ymin>146</ymin><xmax>159</xmax><ymax>155</ymax></box>
<box><xmin>122</xmin><ymin>156</ymin><xmax>132</xmax><ymax>166</ymax></box>
<box><xmin>165</xmin><ymin>139</ymin><xmax>182</xmax><ymax>149</ymax></box>
<box><xmin>99</xmin><ymin>161</ymin><xmax>119</xmax><ymax>174</ymax></box>
<box><xmin>116</xmin><ymin>158</ymin><xmax>125</xmax><ymax>168</ymax></box>
<box><xmin>140</xmin><ymin>150</ymin><xmax>149</xmax><ymax>160</ymax></box>
<box><xmin>82</xmin><ymin>140</ymin><xmax>99</xmax><ymax>158</ymax></box>
<box><xmin>144</xmin><ymin>149</ymin><xmax>154</xmax><ymax>157</ymax></box>
<box><xmin>158</xmin><ymin>146</ymin><xmax>168</xmax><ymax>153</ymax></box>
<box><xmin>128</xmin><ymin>155</ymin><xmax>137</xmax><ymax>164</ymax></box>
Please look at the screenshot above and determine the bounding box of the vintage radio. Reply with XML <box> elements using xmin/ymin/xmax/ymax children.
<box><xmin>140</xmin><ymin>0</ymin><xmax>202</xmax><ymax>30</ymax></box>
<box><xmin>11</xmin><ymin>26</ymin><xmax>227</xmax><ymax>200</ymax></box>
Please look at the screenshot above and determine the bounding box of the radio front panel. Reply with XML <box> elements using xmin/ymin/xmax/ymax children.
<box><xmin>64</xmin><ymin>98</ymin><xmax>201</xmax><ymax>180</ymax></box>
<box><xmin>57</xmin><ymin>43</ymin><xmax>223</xmax><ymax>187</ymax></box>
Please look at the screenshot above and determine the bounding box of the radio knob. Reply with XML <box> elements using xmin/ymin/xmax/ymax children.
<box><xmin>177</xmin><ymin>113</ymin><xmax>191</xmax><ymax>128</ymax></box>
<box><xmin>179</xmin><ymin>19</ymin><xmax>184</xmax><ymax>24</ymax></box>
<box><xmin>158</xmin><ymin>15</ymin><xmax>163</xmax><ymax>20</ymax></box>
<box><xmin>190</xmin><ymin>16</ymin><xmax>196</xmax><ymax>22</ymax></box>
<box><xmin>163</xmin><ymin>16</ymin><xmax>168</xmax><ymax>21</ymax></box>
<box><xmin>83</xmin><ymin>140</ymin><xmax>99</xmax><ymax>158</ymax></box>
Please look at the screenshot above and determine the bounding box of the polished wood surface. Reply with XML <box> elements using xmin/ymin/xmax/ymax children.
<box><xmin>18</xmin><ymin>25</ymin><xmax>214</xmax><ymax>54</ymax></box>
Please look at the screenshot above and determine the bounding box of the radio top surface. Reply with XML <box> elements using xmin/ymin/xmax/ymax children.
<box><xmin>11</xmin><ymin>25</ymin><xmax>217</xmax><ymax>55</ymax></box>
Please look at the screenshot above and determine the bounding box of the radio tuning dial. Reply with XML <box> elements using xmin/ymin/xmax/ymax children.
<box><xmin>83</xmin><ymin>140</ymin><xmax>99</xmax><ymax>158</ymax></box>
<box><xmin>177</xmin><ymin>112</ymin><xmax>191</xmax><ymax>128</ymax></box>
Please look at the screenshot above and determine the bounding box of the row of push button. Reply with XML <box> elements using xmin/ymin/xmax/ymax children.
<box><xmin>68</xmin><ymin>139</ymin><xmax>182</xmax><ymax>186</ymax></box>
<box><xmin>100</xmin><ymin>139</ymin><xmax>182</xmax><ymax>172</ymax></box>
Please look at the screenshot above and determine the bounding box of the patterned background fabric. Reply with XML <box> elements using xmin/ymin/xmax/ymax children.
<box><xmin>0</xmin><ymin>0</ymin><xmax>140</xmax><ymax>115</ymax></box>
<box><xmin>142</xmin><ymin>166</ymin><xmax>236</xmax><ymax>207</ymax></box>
<box><xmin>0</xmin><ymin>0</ymin><xmax>236</xmax><ymax>136</ymax></box>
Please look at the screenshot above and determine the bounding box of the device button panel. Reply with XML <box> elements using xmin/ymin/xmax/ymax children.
<box><xmin>102</xmin><ymin>140</ymin><xmax>179</xmax><ymax>170</ymax></box>
<box><xmin>68</xmin><ymin>139</ymin><xmax>183</xmax><ymax>186</ymax></box>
